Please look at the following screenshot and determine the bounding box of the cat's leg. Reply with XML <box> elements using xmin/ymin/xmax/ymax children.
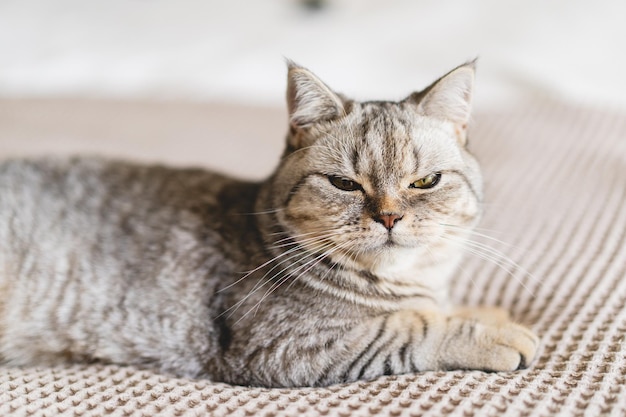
<box><xmin>323</xmin><ymin>309</ymin><xmax>538</xmax><ymax>384</ymax></box>
<box><xmin>428</xmin><ymin>311</ymin><xmax>538</xmax><ymax>372</ymax></box>
<box><xmin>233</xmin><ymin>308</ymin><xmax>538</xmax><ymax>387</ymax></box>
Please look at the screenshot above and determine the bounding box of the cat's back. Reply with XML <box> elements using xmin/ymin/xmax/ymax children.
<box><xmin>0</xmin><ymin>157</ymin><xmax>247</xmax><ymax>259</ymax></box>
<box><xmin>0</xmin><ymin>156</ymin><xmax>238</xmax><ymax>217</ymax></box>
<box><xmin>0</xmin><ymin>155</ymin><xmax>257</xmax><ymax>234</ymax></box>
<box><xmin>0</xmin><ymin>157</ymin><xmax>261</xmax><ymax>375</ymax></box>
<box><xmin>0</xmin><ymin>155</ymin><xmax>266</xmax><ymax>285</ymax></box>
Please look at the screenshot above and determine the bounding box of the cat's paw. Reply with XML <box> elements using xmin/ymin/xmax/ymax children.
<box><xmin>441</xmin><ymin>318</ymin><xmax>539</xmax><ymax>372</ymax></box>
<box><xmin>475</xmin><ymin>321</ymin><xmax>539</xmax><ymax>371</ymax></box>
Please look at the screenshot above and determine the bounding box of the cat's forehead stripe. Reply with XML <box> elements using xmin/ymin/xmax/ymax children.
<box><xmin>352</xmin><ymin>105</ymin><xmax>418</xmax><ymax>180</ymax></box>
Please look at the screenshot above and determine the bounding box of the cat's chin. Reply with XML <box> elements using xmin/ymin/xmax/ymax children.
<box><xmin>372</xmin><ymin>231</ymin><xmax>424</xmax><ymax>252</ymax></box>
<box><xmin>346</xmin><ymin>243</ymin><xmax>424</xmax><ymax>273</ymax></box>
<box><xmin>382</xmin><ymin>233</ymin><xmax>417</xmax><ymax>248</ymax></box>
<box><xmin>344</xmin><ymin>231</ymin><xmax>462</xmax><ymax>273</ymax></box>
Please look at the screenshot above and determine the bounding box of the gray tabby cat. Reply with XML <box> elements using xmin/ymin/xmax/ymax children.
<box><xmin>0</xmin><ymin>61</ymin><xmax>538</xmax><ymax>387</ymax></box>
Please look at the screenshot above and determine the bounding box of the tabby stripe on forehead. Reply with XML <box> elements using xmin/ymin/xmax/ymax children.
<box><xmin>413</xmin><ymin>145</ymin><xmax>423</xmax><ymax>174</ymax></box>
<box><xmin>350</xmin><ymin>147</ymin><xmax>359</xmax><ymax>173</ymax></box>
<box><xmin>351</xmin><ymin>116</ymin><xmax>372</xmax><ymax>174</ymax></box>
<box><xmin>381</xmin><ymin>114</ymin><xmax>398</xmax><ymax>162</ymax></box>
<box><xmin>359</xmin><ymin>114</ymin><xmax>372</xmax><ymax>144</ymax></box>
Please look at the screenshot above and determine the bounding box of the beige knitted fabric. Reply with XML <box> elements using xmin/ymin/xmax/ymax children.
<box><xmin>0</xmin><ymin>98</ymin><xmax>625</xmax><ymax>416</ymax></box>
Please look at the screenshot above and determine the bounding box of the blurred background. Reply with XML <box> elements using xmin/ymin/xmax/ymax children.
<box><xmin>1</xmin><ymin>0</ymin><xmax>625</xmax><ymax>177</ymax></box>
<box><xmin>2</xmin><ymin>0</ymin><xmax>625</xmax><ymax>107</ymax></box>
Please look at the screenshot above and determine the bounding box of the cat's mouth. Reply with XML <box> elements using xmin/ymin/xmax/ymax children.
<box><xmin>384</xmin><ymin>239</ymin><xmax>399</xmax><ymax>247</ymax></box>
<box><xmin>379</xmin><ymin>232</ymin><xmax>415</xmax><ymax>250</ymax></box>
<box><xmin>383</xmin><ymin>234</ymin><xmax>399</xmax><ymax>247</ymax></box>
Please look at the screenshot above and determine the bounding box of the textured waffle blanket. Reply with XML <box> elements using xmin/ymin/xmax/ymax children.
<box><xmin>0</xmin><ymin>99</ymin><xmax>625</xmax><ymax>416</ymax></box>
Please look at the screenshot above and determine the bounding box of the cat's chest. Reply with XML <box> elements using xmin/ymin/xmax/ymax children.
<box><xmin>363</xmin><ymin>248</ymin><xmax>461</xmax><ymax>306</ymax></box>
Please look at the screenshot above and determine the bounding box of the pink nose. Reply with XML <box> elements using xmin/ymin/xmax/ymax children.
<box><xmin>375</xmin><ymin>213</ymin><xmax>404</xmax><ymax>230</ymax></box>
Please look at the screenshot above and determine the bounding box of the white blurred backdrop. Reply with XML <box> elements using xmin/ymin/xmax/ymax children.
<box><xmin>1</xmin><ymin>0</ymin><xmax>625</xmax><ymax>109</ymax></box>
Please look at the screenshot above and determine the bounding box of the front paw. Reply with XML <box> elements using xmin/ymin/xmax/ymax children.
<box><xmin>441</xmin><ymin>318</ymin><xmax>539</xmax><ymax>372</ymax></box>
<box><xmin>478</xmin><ymin>321</ymin><xmax>539</xmax><ymax>371</ymax></box>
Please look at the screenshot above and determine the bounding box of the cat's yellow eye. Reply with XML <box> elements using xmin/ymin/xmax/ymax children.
<box><xmin>328</xmin><ymin>175</ymin><xmax>362</xmax><ymax>192</ymax></box>
<box><xmin>410</xmin><ymin>172</ymin><xmax>441</xmax><ymax>189</ymax></box>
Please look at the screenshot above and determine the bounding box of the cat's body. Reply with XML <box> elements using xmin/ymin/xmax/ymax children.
<box><xmin>0</xmin><ymin>62</ymin><xmax>538</xmax><ymax>387</ymax></box>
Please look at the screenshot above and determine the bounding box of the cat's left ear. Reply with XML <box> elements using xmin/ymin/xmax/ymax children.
<box><xmin>408</xmin><ymin>61</ymin><xmax>476</xmax><ymax>146</ymax></box>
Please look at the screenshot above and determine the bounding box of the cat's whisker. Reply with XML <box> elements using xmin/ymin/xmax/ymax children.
<box><xmin>306</xmin><ymin>233</ymin><xmax>360</xmax><ymax>287</ymax></box>
<box><xmin>218</xmin><ymin>222</ymin><xmax>353</xmax><ymax>318</ymax></box>
<box><xmin>438</xmin><ymin>233</ymin><xmax>539</xmax><ymax>297</ymax></box>
<box><xmin>245</xmin><ymin>228</ymin><xmax>342</xmax><ymax>273</ymax></box>
<box><xmin>467</xmin><ymin>226</ymin><xmax>512</xmax><ymax>235</ymax></box>
<box><xmin>219</xmin><ymin>248</ymin><xmax>299</xmax><ymax>293</ymax></box>
<box><xmin>235</xmin><ymin>239</ymin><xmax>346</xmax><ymax>322</ymax></box>
<box><xmin>466</xmin><ymin>247</ymin><xmax>537</xmax><ymax>298</ymax></box>
<box><xmin>248</xmin><ymin>240</ymin><xmax>329</xmax><ymax>284</ymax></box>
<box><xmin>438</xmin><ymin>223</ymin><xmax>541</xmax><ymax>287</ymax></box>
<box><xmin>220</xmin><ymin>235</ymin><xmax>332</xmax><ymax>293</ymax></box>
<box><xmin>264</xmin><ymin>239</ymin><xmax>341</xmax><ymax>291</ymax></box>
<box><xmin>233</xmin><ymin>208</ymin><xmax>284</xmax><ymax>216</ymax></box>
<box><xmin>269</xmin><ymin>226</ymin><xmax>347</xmax><ymax>243</ymax></box>
<box><xmin>287</xmin><ymin>239</ymin><xmax>356</xmax><ymax>290</ymax></box>
<box><xmin>456</xmin><ymin>237</ymin><xmax>542</xmax><ymax>286</ymax></box>
<box><xmin>441</xmin><ymin>238</ymin><xmax>524</xmax><ymax>289</ymax></box>
<box><xmin>440</xmin><ymin>223</ymin><xmax>520</xmax><ymax>249</ymax></box>
<box><xmin>318</xmin><ymin>245</ymin><xmax>351</xmax><ymax>283</ymax></box>
<box><xmin>268</xmin><ymin>231</ymin><xmax>347</xmax><ymax>250</ymax></box>
<box><xmin>247</xmin><ymin>240</ymin><xmax>355</xmax><ymax>319</ymax></box>
<box><xmin>269</xmin><ymin>228</ymin><xmax>345</xmax><ymax>245</ymax></box>
<box><xmin>223</xmin><ymin>236</ymin><xmax>342</xmax><ymax>319</ymax></box>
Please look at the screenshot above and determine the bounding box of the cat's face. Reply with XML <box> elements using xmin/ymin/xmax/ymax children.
<box><xmin>267</xmin><ymin>62</ymin><xmax>482</xmax><ymax>275</ymax></box>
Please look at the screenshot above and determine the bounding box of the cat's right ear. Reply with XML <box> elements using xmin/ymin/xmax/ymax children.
<box><xmin>286</xmin><ymin>61</ymin><xmax>346</xmax><ymax>130</ymax></box>
<box><xmin>407</xmin><ymin>61</ymin><xmax>476</xmax><ymax>146</ymax></box>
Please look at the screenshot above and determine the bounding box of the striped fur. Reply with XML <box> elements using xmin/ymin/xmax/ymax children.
<box><xmin>0</xmin><ymin>62</ymin><xmax>538</xmax><ymax>387</ymax></box>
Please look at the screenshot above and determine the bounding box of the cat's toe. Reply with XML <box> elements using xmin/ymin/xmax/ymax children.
<box><xmin>493</xmin><ymin>323</ymin><xmax>539</xmax><ymax>371</ymax></box>
<box><xmin>516</xmin><ymin>353</ymin><xmax>528</xmax><ymax>370</ymax></box>
<box><xmin>440</xmin><ymin>319</ymin><xmax>539</xmax><ymax>372</ymax></box>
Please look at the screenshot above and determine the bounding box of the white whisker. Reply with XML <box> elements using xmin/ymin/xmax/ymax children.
<box><xmin>219</xmin><ymin>234</ymin><xmax>329</xmax><ymax>293</ymax></box>
<box><xmin>440</xmin><ymin>223</ymin><xmax>519</xmax><ymax>249</ymax></box>
<box><xmin>220</xmin><ymin>229</ymin><xmax>348</xmax><ymax>319</ymax></box>
<box><xmin>233</xmin><ymin>208</ymin><xmax>284</xmax><ymax>216</ymax></box>
<box><xmin>236</xmin><ymin>239</ymin><xmax>353</xmax><ymax>323</ymax></box>
<box><xmin>270</xmin><ymin>229</ymin><xmax>345</xmax><ymax>247</ymax></box>
<box><xmin>439</xmin><ymin>233</ymin><xmax>539</xmax><ymax>297</ymax></box>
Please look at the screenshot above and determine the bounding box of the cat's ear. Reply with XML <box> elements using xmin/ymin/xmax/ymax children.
<box><xmin>408</xmin><ymin>61</ymin><xmax>476</xmax><ymax>146</ymax></box>
<box><xmin>286</xmin><ymin>61</ymin><xmax>346</xmax><ymax>129</ymax></box>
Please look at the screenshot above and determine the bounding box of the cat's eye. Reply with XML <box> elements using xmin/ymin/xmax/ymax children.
<box><xmin>410</xmin><ymin>172</ymin><xmax>441</xmax><ymax>189</ymax></box>
<box><xmin>328</xmin><ymin>175</ymin><xmax>362</xmax><ymax>192</ymax></box>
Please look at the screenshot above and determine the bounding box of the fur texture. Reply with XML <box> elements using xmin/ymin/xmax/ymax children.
<box><xmin>0</xmin><ymin>62</ymin><xmax>538</xmax><ymax>387</ymax></box>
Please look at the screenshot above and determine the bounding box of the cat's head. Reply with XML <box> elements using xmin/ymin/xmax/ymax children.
<box><xmin>264</xmin><ymin>61</ymin><xmax>482</xmax><ymax>277</ymax></box>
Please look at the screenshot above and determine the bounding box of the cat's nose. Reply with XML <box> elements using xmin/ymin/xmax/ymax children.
<box><xmin>375</xmin><ymin>213</ymin><xmax>404</xmax><ymax>231</ymax></box>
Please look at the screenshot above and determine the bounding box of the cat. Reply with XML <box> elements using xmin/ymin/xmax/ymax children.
<box><xmin>0</xmin><ymin>61</ymin><xmax>538</xmax><ymax>388</ymax></box>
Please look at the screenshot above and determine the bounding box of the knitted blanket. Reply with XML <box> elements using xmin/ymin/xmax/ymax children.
<box><xmin>0</xmin><ymin>98</ymin><xmax>624</xmax><ymax>416</ymax></box>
